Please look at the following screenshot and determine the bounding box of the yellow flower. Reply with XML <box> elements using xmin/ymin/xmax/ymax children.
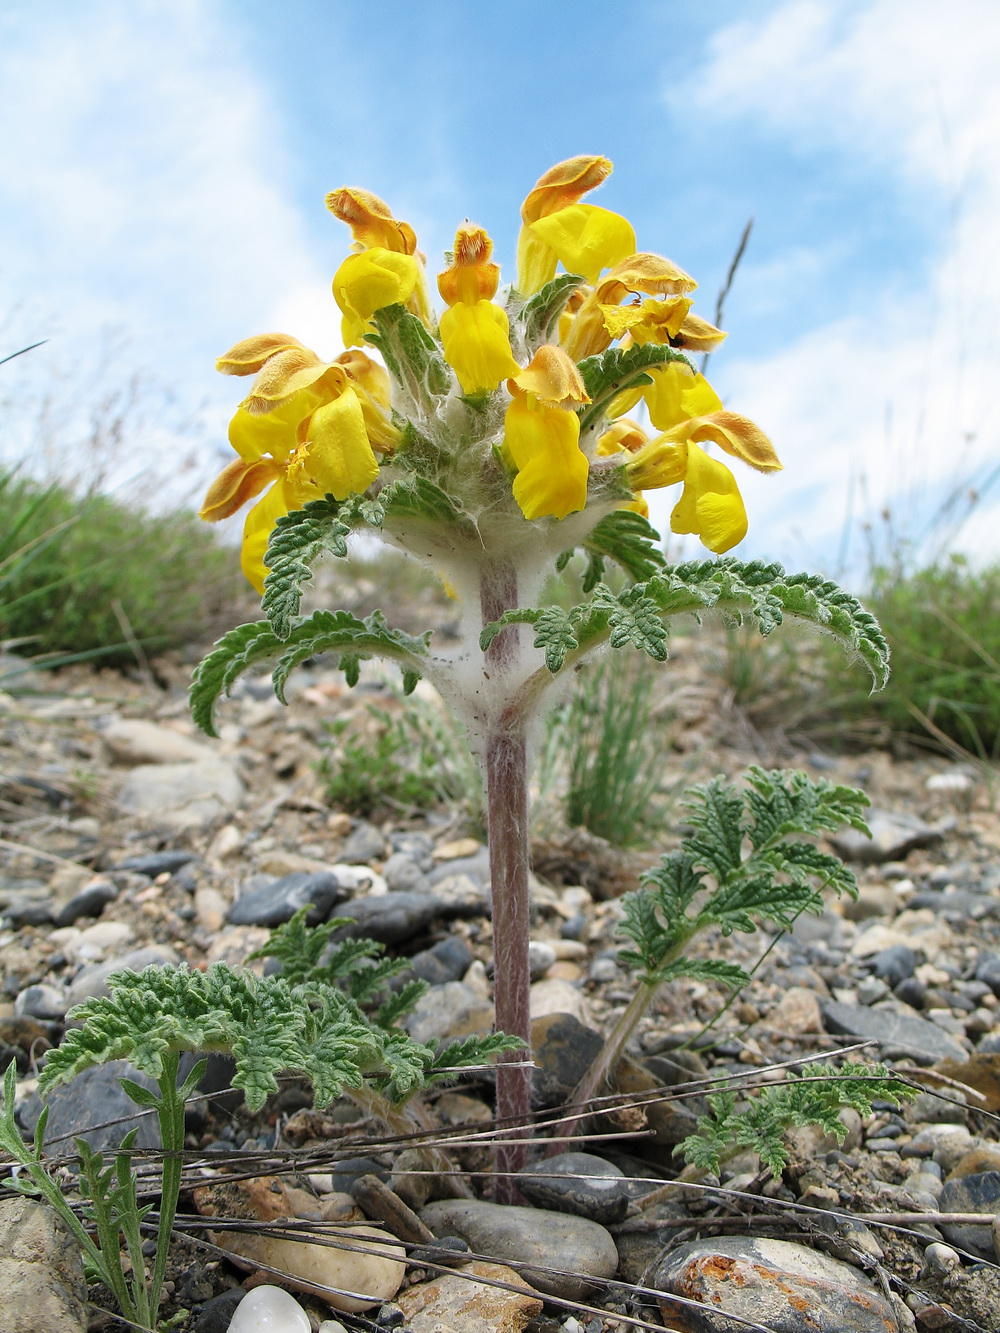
<box><xmin>669</xmin><ymin>442</ymin><xmax>748</xmax><ymax>554</ymax></box>
<box><xmin>437</xmin><ymin>225</ymin><xmax>521</xmax><ymax>394</ymax></box>
<box><xmin>517</xmin><ymin>156</ymin><xmax>635</xmax><ymax>294</ymax></box>
<box><xmin>325</xmin><ymin>187</ymin><xmax>418</xmax><ymax>255</ymax></box>
<box><xmin>596</xmin><ymin>418</ymin><xmax>649</xmax><ymax>457</ymax></box>
<box><xmin>503</xmin><ymin>346</ymin><xmax>591</xmax><ymax>521</ymax></box>
<box><xmin>200</xmin><ymin>340</ymin><xmax>383</xmax><ymax>591</ymax></box>
<box><xmin>333</xmin><ymin>247</ymin><xmax>421</xmax><ymax>348</ymax></box>
<box><xmin>561</xmin><ymin>253</ymin><xmax>699</xmax><ymax>359</ymax></box>
<box><xmin>609</xmin><ymin>360</ymin><xmax>723</xmax><ymax>431</ymax></box>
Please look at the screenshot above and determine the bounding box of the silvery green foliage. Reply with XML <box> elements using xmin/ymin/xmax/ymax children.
<box><xmin>616</xmin><ymin>766</ymin><xmax>870</xmax><ymax>993</ymax></box>
<box><xmin>681</xmin><ymin>1063</ymin><xmax>916</xmax><ymax>1176</ymax></box>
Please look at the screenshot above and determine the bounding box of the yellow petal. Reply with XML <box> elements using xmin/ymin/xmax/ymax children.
<box><xmin>216</xmin><ymin>333</ymin><xmax>306</xmax><ymax>376</ymax></box>
<box><xmin>596</xmin><ymin>418</ymin><xmax>648</xmax><ymax>456</ymax></box>
<box><xmin>288</xmin><ymin>390</ymin><xmax>380</xmax><ymax>502</ymax></box>
<box><xmin>333</xmin><ymin>248</ymin><xmax>420</xmax><ymax>347</ymax></box>
<box><xmin>688</xmin><ymin>411</ymin><xmax>782</xmax><ymax>472</ymax></box>
<box><xmin>599</xmin><ymin>303</ymin><xmax>648</xmax><ymax>343</ymax></box>
<box><xmin>527</xmin><ymin>204</ymin><xmax>636</xmax><ymax>285</ymax></box>
<box><xmin>669</xmin><ymin>443</ymin><xmax>748</xmax><ymax>554</ymax></box>
<box><xmin>439</xmin><ymin>300</ymin><xmax>521</xmax><ymax>395</ymax></box>
<box><xmin>335</xmin><ymin>349</ymin><xmax>392</xmax><ymax>408</ymax></box>
<box><xmin>673</xmin><ymin>311</ymin><xmax>727</xmax><ymax>353</ymax></box>
<box><xmin>325</xmin><ymin>187</ymin><xmax>417</xmax><ymax>254</ymax></box>
<box><xmin>438</xmin><ymin>224</ymin><xmax>501</xmax><ymax>305</ymax></box>
<box><xmin>244</xmin><ymin>353</ymin><xmax>349</xmax><ymax>415</ymax></box>
<box><xmin>228</xmin><ymin>395</ymin><xmax>310</xmax><ymax>465</ymax></box>
<box><xmin>515</xmin><ymin>226</ymin><xmax>559</xmax><ymax>297</ymax></box>
<box><xmin>512</xmin><ymin>344</ymin><xmax>589</xmax><ymax>409</ymax></box>
<box><xmin>643</xmin><ymin>363</ymin><xmax>723</xmax><ymax>432</ymax></box>
<box><xmin>241</xmin><ymin>478</ymin><xmax>293</xmax><ymax>594</ymax></box>
<box><xmin>505</xmin><ymin>394</ymin><xmax>589</xmax><ymax>521</ymax></box>
<box><xmin>594</xmin><ymin>253</ymin><xmax>697</xmax><ymax>304</ymax></box>
<box><xmin>521</xmin><ymin>155</ymin><xmax>613</xmax><ymax>223</ymax></box>
<box><xmin>625</xmin><ymin>436</ymin><xmax>688</xmax><ymax>490</ymax></box>
<box><xmin>199</xmin><ymin>456</ymin><xmax>282</xmax><ymax>521</ymax></box>
<box><xmin>620</xmin><ymin>495</ymin><xmax>649</xmax><ymax>519</ymax></box>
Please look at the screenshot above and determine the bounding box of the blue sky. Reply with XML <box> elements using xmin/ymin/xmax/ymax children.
<box><xmin>1</xmin><ymin>0</ymin><xmax>997</xmax><ymax>578</ymax></box>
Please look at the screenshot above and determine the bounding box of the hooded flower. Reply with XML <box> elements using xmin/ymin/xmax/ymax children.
<box><xmin>200</xmin><ymin>336</ymin><xmax>385</xmax><ymax>591</ymax></box>
<box><xmin>503</xmin><ymin>346</ymin><xmax>591</xmax><ymax>521</ymax></box>
<box><xmin>327</xmin><ymin>187</ymin><xmax>428</xmax><ymax>344</ymax></box>
<box><xmin>437</xmin><ymin>225</ymin><xmax>521</xmax><ymax>394</ymax></box>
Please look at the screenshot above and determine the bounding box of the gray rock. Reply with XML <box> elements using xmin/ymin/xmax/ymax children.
<box><xmin>428</xmin><ymin>873</ymin><xmax>490</xmax><ymax>915</ymax></box>
<box><xmin>516</xmin><ymin>1152</ymin><xmax>631</xmax><ymax>1224</ymax></box>
<box><xmin>2</xmin><ymin>896</ymin><xmax>54</xmax><ymax>926</ymax></box>
<box><xmin>331</xmin><ymin>1155</ymin><xmax>391</xmax><ymax>1193</ymax></box>
<box><xmin>388</xmin><ymin>831</ymin><xmax>434</xmax><ymax>868</ymax></box>
<box><xmin>654</xmin><ymin>1235</ymin><xmax>901</xmax><ymax>1332</ymax></box>
<box><xmin>117</xmin><ymin>759</ymin><xmax>244</xmax><ymax>831</ymax></box>
<box><xmin>427</xmin><ymin>846</ymin><xmax>491</xmax><ymax>887</ymax></box>
<box><xmin>528</xmin><ymin>941</ymin><xmax>557</xmax><ymax>981</ymax></box>
<box><xmin>937</xmin><ymin>1171</ymin><xmax>1000</xmax><ymax>1258</ymax></box>
<box><xmin>0</xmin><ymin>1196</ymin><xmax>87</xmax><ymax>1333</ymax></box>
<box><xmin>830</xmin><ymin>809</ymin><xmax>946</xmax><ymax>864</ymax></box>
<box><xmin>103</xmin><ymin>718</ymin><xmax>217</xmax><ymax>765</ymax></box>
<box><xmin>403</xmin><ymin>982</ymin><xmax>493</xmax><ymax>1045</ymax></box>
<box><xmin>821</xmin><ymin>999</ymin><xmax>968</xmax><ymax>1064</ymax></box>
<box><xmin>19</xmin><ymin>1060</ymin><xmax>161</xmax><ymax>1152</ymax></box>
<box><xmin>340</xmin><ymin>822</ymin><xmax>387</xmax><ymax>864</ymax></box>
<box><xmin>530</xmin><ymin>1012</ymin><xmax>605</xmax><ymax>1110</ymax></box>
<box><xmin>405</xmin><ymin>935</ymin><xmax>474</xmax><ymax>987</ymax></box>
<box><xmin>226</xmin><ymin>872</ymin><xmax>344</xmax><ymax>927</ymax></box>
<box><xmin>115</xmin><ymin>850</ymin><xmax>197</xmax><ymax>877</ymax></box>
<box><xmin>14</xmin><ymin>983</ymin><xmax>67</xmax><ymax>1021</ymax></box>
<box><xmin>382</xmin><ymin>852</ymin><xmax>430</xmax><ymax>894</ymax></box>
<box><xmin>335</xmin><ymin>891</ymin><xmax>443</xmax><ymax>943</ymax></box>
<box><xmin>53</xmin><ymin>879</ymin><xmax>118</xmax><ymax>927</ymax></box>
<box><xmin>64</xmin><ymin>944</ymin><xmax>179</xmax><ymax>1008</ymax></box>
<box><xmin>420</xmin><ymin>1199</ymin><xmax>617</xmax><ymax>1300</ymax></box>
<box><xmin>869</xmin><ymin>945</ymin><xmax>917</xmax><ymax>986</ymax></box>
<box><xmin>974</xmin><ymin>951</ymin><xmax>1000</xmax><ymax>998</ymax></box>
<box><xmin>192</xmin><ymin>1287</ymin><xmax>246</xmax><ymax>1332</ymax></box>
<box><xmin>909</xmin><ymin>889</ymin><xmax>1000</xmax><ymax>920</ymax></box>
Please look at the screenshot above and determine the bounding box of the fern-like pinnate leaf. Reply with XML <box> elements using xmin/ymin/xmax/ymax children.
<box><xmin>593</xmin><ymin>583</ymin><xmax>669</xmax><ymax>659</ymax></box>
<box><xmin>262</xmin><ymin>495</ymin><xmax>384</xmax><ymax>640</ymax></box>
<box><xmin>190</xmin><ymin>609</ymin><xmax>431</xmax><ymax>735</ymax></box>
<box><xmin>680</xmin><ymin>1063</ymin><xmax>916</xmax><ymax>1177</ymax></box>
<box><xmin>518</xmin><ymin>273</ymin><xmax>585</xmax><ymax>352</ymax></box>
<box><xmin>577</xmin><ymin>343</ymin><xmax>694</xmax><ymax>433</ymax></box>
<box><xmin>38</xmin><ymin>964</ymin><xmax>419</xmax><ymax>1112</ymax></box>
<box><xmin>616</xmin><ymin>769</ymin><xmax>867</xmax><ymax>987</ymax></box>
<box><xmin>582</xmin><ymin>510</ymin><xmax>666</xmax><ymax>583</ymax></box>
<box><xmin>430</xmin><ymin>1032</ymin><xmax>526</xmax><ymax>1082</ymax></box>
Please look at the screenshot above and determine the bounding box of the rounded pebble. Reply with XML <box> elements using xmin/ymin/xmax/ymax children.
<box><xmin>225</xmin><ymin>1284</ymin><xmax>310</xmax><ymax>1332</ymax></box>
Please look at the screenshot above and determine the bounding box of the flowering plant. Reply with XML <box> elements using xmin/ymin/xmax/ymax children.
<box><xmin>192</xmin><ymin>156</ymin><xmax>887</xmax><ymax>1187</ymax></box>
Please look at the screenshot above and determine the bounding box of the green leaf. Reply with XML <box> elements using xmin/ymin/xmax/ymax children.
<box><xmin>582</xmin><ymin>510</ymin><xmax>666</xmax><ymax>583</ymax></box>
<box><xmin>577</xmin><ymin>343</ymin><xmax>694</xmax><ymax>433</ymax></box>
<box><xmin>593</xmin><ymin>583</ymin><xmax>669</xmax><ymax>659</ymax></box>
<box><xmin>366</xmin><ymin>303</ymin><xmax>450</xmax><ymax>408</ymax></box>
<box><xmin>262</xmin><ymin>495</ymin><xmax>384</xmax><ymax>641</ymax></box>
<box><xmin>189</xmin><ymin>620</ymin><xmax>284</xmax><ymax>737</ymax></box>
<box><xmin>653</xmin><ymin>957</ymin><xmax>751</xmax><ymax>989</ymax></box>
<box><xmin>518</xmin><ymin>273</ymin><xmax>585</xmax><ymax>351</ymax></box>
<box><xmin>271</xmin><ymin>608</ymin><xmax>430</xmax><ymax>703</ymax></box>
<box><xmin>381</xmin><ymin>475</ymin><xmax>475</xmax><ymax>534</ymax></box>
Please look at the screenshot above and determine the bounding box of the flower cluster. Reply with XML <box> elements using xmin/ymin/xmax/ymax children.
<box><xmin>200</xmin><ymin>155</ymin><xmax>779</xmax><ymax>591</ymax></box>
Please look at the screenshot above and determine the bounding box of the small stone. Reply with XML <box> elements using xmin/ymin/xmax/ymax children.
<box><xmin>351</xmin><ymin>1174</ymin><xmax>433</xmax><ymax>1245</ymax></box>
<box><xmin>404</xmin><ymin>981</ymin><xmax>494</xmax><ymax>1044</ymax></box>
<box><xmin>831</xmin><ymin>809</ymin><xmax>946</xmax><ymax>864</ymax></box>
<box><xmin>117</xmin><ymin>758</ymin><xmax>244</xmax><ymax>830</ymax></box>
<box><xmin>396</xmin><ymin>1260</ymin><xmax>542</xmax><ymax>1333</ymax></box>
<box><xmin>529</xmin><ymin>976</ymin><xmax>590</xmax><ymax>1024</ymax></box>
<box><xmin>115</xmin><ymin>850</ymin><xmax>197</xmax><ymax>877</ymax></box>
<box><xmin>226</xmin><ymin>1284</ymin><xmax>310</xmax><ymax>1332</ymax></box>
<box><xmin>947</xmin><ymin>1144</ymin><xmax>1000</xmax><ymax>1178</ymax></box>
<box><xmin>903</xmin><ymin>1123</ymin><xmax>973</xmax><ymax>1158</ymax></box>
<box><xmin>655</xmin><ymin>1235</ymin><xmax>901</xmax><ymax>1332</ymax></box>
<box><xmin>53</xmin><ymin>879</ymin><xmax>118</xmax><ymax>927</ymax></box>
<box><xmin>194</xmin><ymin>886</ymin><xmax>228</xmax><ymax>932</ymax></box>
<box><xmin>207</xmin><ymin>823</ymin><xmax>244</xmax><ymax>860</ymax></box>
<box><xmin>103</xmin><ymin>718</ymin><xmax>217</xmax><ymax>765</ymax></box>
<box><xmin>334</xmin><ymin>891</ymin><xmax>443</xmax><ymax>943</ymax></box>
<box><xmin>974</xmin><ymin>951</ymin><xmax>1000</xmax><ymax>998</ymax></box>
<box><xmin>405</xmin><ymin>935</ymin><xmax>473</xmax><ymax>986</ymax></box>
<box><xmin>933</xmin><ymin>1052</ymin><xmax>1000</xmax><ymax>1111</ymax></box>
<box><xmin>531</xmin><ymin>1013</ymin><xmax>604</xmax><ymax>1109</ymax></box>
<box><xmin>331</xmin><ymin>1157</ymin><xmax>392</xmax><ymax>1193</ymax></box>
<box><xmin>427</xmin><ymin>845</ymin><xmax>491</xmax><ymax>887</ymax></box>
<box><xmin>420</xmin><ymin>1199</ymin><xmax>617</xmax><ymax>1300</ymax></box>
<box><xmin>870</xmin><ymin>945</ymin><xmax>918</xmax><ymax>987</ymax></box>
<box><xmin>528</xmin><ymin>940</ymin><xmax>557</xmax><ymax>981</ymax></box>
<box><xmin>341</xmin><ymin>821</ymin><xmax>388</xmax><ymax>863</ymax></box>
<box><xmin>14</xmin><ymin>983</ymin><xmax>67</xmax><ymax>1021</ymax></box>
<box><xmin>433</xmin><ymin>837</ymin><xmax>481</xmax><ymax>861</ymax></box>
<box><xmin>383</xmin><ymin>852</ymin><xmax>430</xmax><ymax>893</ymax></box>
<box><xmin>64</xmin><ymin>919</ymin><xmax>133</xmax><ymax>962</ymax></box>
<box><xmin>843</xmin><ymin>886</ymin><xmax>898</xmax><ymax>921</ymax></box>
<box><xmin>938</xmin><ymin>1171</ymin><xmax>1000</xmax><ymax>1257</ymax></box>
<box><xmin>920</xmin><ymin>1242</ymin><xmax>960</xmax><ymax>1279</ymax></box>
<box><xmin>0</xmin><ymin>1197</ymin><xmax>87</xmax><ymax>1333</ymax></box>
<box><xmin>427</xmin><ymin>872</ymin><xmax>490</xmax><ymax>914</ymax></box>
<box><xmin>227</xmin><ymin>871</ymin><xmax>344</xmax><ymax>927</ymax></box>
<box><xmin>907</xmin><ymin>1090</ymin><xmax>967</xmax><ymax>1126</ymax></box>
<box><xmin>192</xmin><ymin>1287</ymin><xmax>245</xmax><ymax>1333</ymax></box>
<box><xmin>759</xmin><ymin>986</ymin><xmax>823</xmax><ymax>1033</ymax></box>
<box><xmin>516</xmin><ymin>1152</ymin><xmax>631</xmax><ymax>1224</ymax></box>
<box><xmin>821</xmin><ymin>999</ymin><xmax>968</xmax><ymax>1064</ymax></box>
<box><xmin>64</xmin><ymin>944</ymin><xmax>179</xmax><ymax>1008</ymax></box>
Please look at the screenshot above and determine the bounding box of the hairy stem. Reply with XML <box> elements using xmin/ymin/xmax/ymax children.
<box><xmin>481</xmin><ymin>559</ymin><xmax>533</xmax><ymax>1196</ymax></box>
<box><xmin>150</xmin><ymin>1052</ymin><xmax>184</xmax><ymax>1321</ymax></box>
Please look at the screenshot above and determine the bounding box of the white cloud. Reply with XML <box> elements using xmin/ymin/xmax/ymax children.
<box><xmin>676</xmin><ymin>0</ymin><xmax>1000</xmax><ymax>575</ymax></box>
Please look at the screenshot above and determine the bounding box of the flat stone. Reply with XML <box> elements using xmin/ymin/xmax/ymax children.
<box><xmin>821</xmin><ymin>999</ymin><xmax>968</xmax><ymax>1064</ymax></box>
<box><xmin>0</xmin><ymin>1197</ymin><xmax>87</xmax><ymax>1333</ymax></box>
<box><xmin>53</xmin><ymin>879</ymin><xmax>118</xmax><ymax>927</ymax></box>
<box><xmin>974</xmin><ymin>951</ymin><xmax>1000</xmax><ymax>997</ymax></box>
<box><xmin>934</xmin><ymin>1053</ymin><xmax>1000</xmax><ymax>1111</ymax></box>
<box><xmin>18</xmin><ymin>1060</ymin><xmax>161</xmax><ymax>1151</ymax></box>
<box><xmin>869</xmin><ymin>945</ymin><xmax>918</xmax><ymax>986</ymax></box>
<box><xmin>340</xmin><ymin>822</ymin><xmax>387</xmax><ymax>864</ymax></box>
<box><xmin>382</xmin><ymin>852</ymin><xmax>430</xmax><ymax>893</ymax></box>
<box><xmin>104</xmin><ymin>718</ymin><xmax>217</xmax><ymax>765</ymax></box>
<box><xmin>14</xmin><ymin>983</ymin><xmax>67</xmax><ymax>1021</ymax></box>
<box><xmin>831</xmin><ymin>809</ymin><xmax>947</xmax><ymax>864</ymax></box>
<box><xmin>405</xmin><ymin>935</ymin><xmax>474</xmax><ymax>986</ymax></box>
<box><xmin>938</xmin><ymin>1171</ymin><xmax>1000</xmax><ymax>1257</ymax></box>
<box><xmin>428</xmin><ymin>846</ymin><xmax>491</xmax><ymax>887</ymax></box>
<box><xmin>517</xmin><ymin>1151</ymin><xmax>631</xmax><ymax>1224</ymax></box>
<box><xmin>404</xmin><ymin>981</ymin><xmax>494</xmax><ymax>1045</ymax></box>
<box><xmin>420</xmin><ymin>1199</ymin><xmax>617</xmax><ymax>1300</ymax></box>
<box><xmin>529</xmin><ymin>976</ymin><xmax>590</xmax><ymax>1024</ymax></box>
<box><xmin>654</xmin><ymin>1234</ymin><xmax>901</xmax><ymax>1332</ymax></box>
<box><xmin>115</xmin><ymin>850</ymin><xmax>197</xmax><ymax>876</ymax></box>
<box><xmin>334</xmin><ymin>891</ymin><xmax>443</xmax><ymax>943</ymax></box>
<box><xmin>117</xmin><ymin>758</ymin><xmax>244</xmax><ymax>831</ymax></box>
<box><xmin>226</xmin><ymin>871</ymin><xmax>344</xmax><ymax>927</ymax></box>
<box><xmin>64</xmin><ymin>944</ymin><xmax>179</xmax><ymax>1008</ymax></box>
<box><xmin>530</xmin><ymin>1013</ymin><xmax>605</xmax><ymax>1110</ymax></box>
<box><xmin>759</xmin><ymin>985</ymin><xmax>824</xmax><ymax>1034</ymax></box>
<box><xmin>427</xmin><ymin>872</ymin><xmax>490</xmax><ymax>914</ymax></box>
<box><xmin>396</xmin><ymin>1260</ymin><xmax>543</xmax><ymax>1333</ymax></box>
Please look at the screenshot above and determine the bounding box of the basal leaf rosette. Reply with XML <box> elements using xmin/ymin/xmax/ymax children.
<box><xmin>198</xmin><ymin>156</ymin><xmax>780</xmax><ymax>598</ymax></box>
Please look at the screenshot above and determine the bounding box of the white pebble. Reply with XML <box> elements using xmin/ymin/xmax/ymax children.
<box><xmin>227</xmin><ymin>1284</ymin><xmax>311</xmax><ymax>1332</ymax></box>
<box><xmin>921</xmin><ymin>1241</ymin><xmax>960</xmax><ymax>1279</ymax></box>
<box><xmin>318</xmin><ymin>1323</ymin><xmax>349</xmax><ymax>1333</ymax></box>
